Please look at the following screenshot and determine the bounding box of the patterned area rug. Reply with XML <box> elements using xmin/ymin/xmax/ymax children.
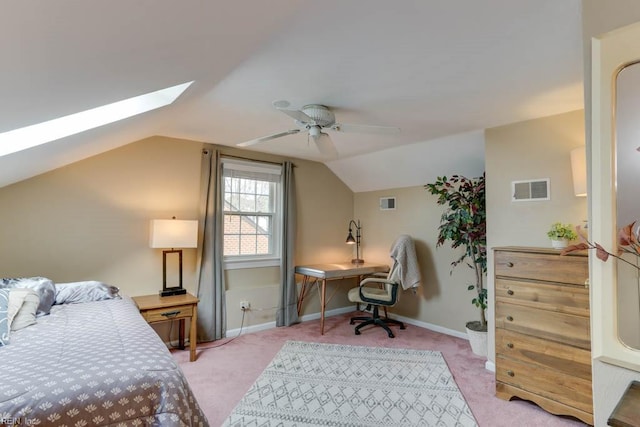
<box><xmin>223</xmin><ymin>341</ymin><xmax>477</xmax><ymax>426</ymax></box>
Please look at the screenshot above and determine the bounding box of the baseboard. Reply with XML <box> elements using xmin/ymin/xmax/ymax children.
<box><xmin>225</xmin><ymin>306</ymin><xmax>357</xmax><ymax>337</ymax></box>
<box><xmin>387</xmin><ymin>312</ymin><xmax>469</xmax><ymax>340</ymax></box>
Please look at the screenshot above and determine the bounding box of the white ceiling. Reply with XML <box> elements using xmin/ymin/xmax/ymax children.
<box><xmin>0</xmin><ymin>0</ymin><xmax>584</xmax><ymax>191</ymax></box>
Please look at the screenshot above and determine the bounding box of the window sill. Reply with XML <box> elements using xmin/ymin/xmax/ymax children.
<box><xmin>224</xmin><ymin>258</ymin><xmax>280</xmax><ymax>270</ymax></box>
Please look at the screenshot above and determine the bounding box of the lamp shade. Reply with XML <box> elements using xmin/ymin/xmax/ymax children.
<box><xmin>570</xmin><ymin>146</ymin><xmax>587</xmax><ymax>197</ymax></box>
<box><xmin>149</xmin><ymin>219</ymin><xmax>198</xmax><ymax>248</ymax></box>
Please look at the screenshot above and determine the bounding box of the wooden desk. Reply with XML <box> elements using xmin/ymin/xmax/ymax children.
<box><xmin>132</xmin><ymin>293</ymin><xmax>199</xmax><ymax>362</ymax></box>
<box><xmin>295</xmin><ymin>262</ymin><xmax>389</xmax><ymax>334</ymax></box>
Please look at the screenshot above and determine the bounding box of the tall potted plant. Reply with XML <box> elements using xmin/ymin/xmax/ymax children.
<box><xmin>425</xmin><ymin>173</ymin><xmax>487</xmax><ymax>356</ymax></box>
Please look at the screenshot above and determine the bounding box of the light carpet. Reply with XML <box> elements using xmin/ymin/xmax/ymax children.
<box><xmin>222</xmin><ymin>340</ymin><xmax>477</xmax><ymax>426</ymax></box>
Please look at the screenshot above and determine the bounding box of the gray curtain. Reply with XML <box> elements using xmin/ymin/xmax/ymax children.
<box><xmin>196</xmin><ymin>146</ymin><xmax>226</xmax><ymax>341</ymax></box>
<box><xmin>276</xmin><ymin>161</ymin><xmax>299</xmax><ymax>327</ymax></box>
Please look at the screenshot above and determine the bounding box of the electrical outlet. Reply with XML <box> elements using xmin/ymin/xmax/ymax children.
<box><xmin>240</xmin><ymin>301</ymin><xmax>250</xmax><ymax>310</ymax></box>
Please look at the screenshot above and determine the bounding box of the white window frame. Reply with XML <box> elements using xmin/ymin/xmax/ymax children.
<box><xmin>222</xmin><ymin>158</ymin><xmax>282</xmax><ymax>270</ymax></box>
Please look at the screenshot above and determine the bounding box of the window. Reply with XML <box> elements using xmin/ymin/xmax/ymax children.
<box><xmin>222</xmin><ymin>159</ymin><xmax>282</xmax><ymax>268</ymax></box>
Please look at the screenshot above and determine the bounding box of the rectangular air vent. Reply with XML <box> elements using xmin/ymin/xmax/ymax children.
<box><xmin>511</xmin><ymin>179</ymin><xmax>550</xmax><ymax>201</ymax></box>
<box><xmin>379</xmin><ymin>197</ymin><xmax>396</xmax><ymax>210</ymax></box>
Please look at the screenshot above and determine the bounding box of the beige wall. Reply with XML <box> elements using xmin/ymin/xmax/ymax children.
<box><xmin>0</xmin><ymin>135</ymin><xmax>355</xmax><ymax>336</ymax></box>
<box><xmin>485</xmin><ymin>109</ymin><xmax>588</xmax><ymax>365</ymax></box>
<box><xmin>354</xmin><ymin>187</ymin><xmax>480</xmax><ymax>334</ymax></box>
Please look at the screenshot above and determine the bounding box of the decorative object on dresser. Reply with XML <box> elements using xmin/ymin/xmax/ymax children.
<box><xmin>546</xmin><ymin>222</ymin><xmax>578</xmax><ymax>249</ymax></box>
<box><xmin>132</xmin><ymin>292</ymin><xmax>199</xmax><ymax>362</ymax></box>
<box><xmin>425</xmin><ymin>173</ymin><xmax>487</xmax><ymax>356</ymax></box>
<box><xmin>494</xmin><ymin>246</ymin><xmax>591</xmax><ymax>425</ymax></box>
<box><xmin>149</xmin><ymin>217</ymin><xmax>198</xmax><ymax>296</ymax></box>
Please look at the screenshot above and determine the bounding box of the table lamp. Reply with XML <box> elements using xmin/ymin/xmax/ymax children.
<box><xmin>150</xmin><ymin>218</ymin><xmax>198</xmax><ymax>297</ymax></box>
<box><xmin>346</xmin><ymin>219</ymin><xmax>364</xmax><ymax>264</ymax></box>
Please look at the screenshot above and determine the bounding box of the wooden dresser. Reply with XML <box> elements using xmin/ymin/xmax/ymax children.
<box><xmin>494</xmin><ymin>246</ymin><xmax>592</xmax><ymax>425</ymax></box>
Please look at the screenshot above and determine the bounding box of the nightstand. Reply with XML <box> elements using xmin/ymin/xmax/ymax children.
<box><xmin>132</xmin><ymin>292</ymin><xmax>199</xmax><ymax>362</ymax></box>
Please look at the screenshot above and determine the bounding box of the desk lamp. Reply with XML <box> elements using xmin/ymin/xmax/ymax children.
<box><xmin>346</xmin><ymin>219</ymin><xmax>364</xmax><ymax>264</ymax></box>
<box><xmin>150</xmin><ymin>218</ymin><xmax>198</xmax><ymax>297</ymax></box>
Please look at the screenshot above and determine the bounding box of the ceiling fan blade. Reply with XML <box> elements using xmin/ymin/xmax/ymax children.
<box><xmin>237</xmin><ymin>129</ymin><xmax>300</xmax><ymax>147</ymax></box>
<box><xmin>276</xmin><ymin>107</ymin><xmax>314</xmax><ymax>123</ymax></box>
<box><xmin>332</xmin><ymin>123</ymin><xmax>401</xmax><ymax>135</ymax></box>
<box><xmin>313</xmin><ymin>133</ymin><xmax>338</xmax><ymax>158</ymax></box>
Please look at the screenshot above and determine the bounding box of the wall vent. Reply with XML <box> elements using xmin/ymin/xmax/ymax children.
<box><xmin>511</xmin><ymin>179</ymin><xmax>550</xmax><ymax>201</ymax></box>
<box><xmin>379</xmin><ymin>197</ymin><xmax>396</xmax><ymax>210</ymax></box>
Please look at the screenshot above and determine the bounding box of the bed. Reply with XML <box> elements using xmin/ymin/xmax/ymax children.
<box><xmin>0</xmin><ymin>279</ymin><xmax>208</xmax><ymax>426</ymax></box>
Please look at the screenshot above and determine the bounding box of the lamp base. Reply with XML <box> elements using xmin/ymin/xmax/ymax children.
<box><xmin>160</xmin><ymin>287</ymin><xmax>187</xmax><ymax>297</ymax></box>
<box><xmin>351</xmin><ymin>258</ymin><xmax>365</xmax><ymax>264</ymax></box>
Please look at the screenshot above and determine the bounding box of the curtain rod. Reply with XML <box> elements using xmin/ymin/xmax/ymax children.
<box><xmin>221</xmin><ymin>154</ymin><xmax>283</xmax><ymax>166</ymax></box>
<box><xmin>201</xmin><ymin>145</ymin><xmax>296</xmax><ymax>167</ymax></box>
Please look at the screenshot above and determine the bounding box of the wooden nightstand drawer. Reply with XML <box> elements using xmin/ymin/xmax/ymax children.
<box><xmin>496</xmin><ymin>301</ymin><xmax>590</xmax><ymax>349</ymax></box>
<box><xmin>141</xmin><ymin>304</ymin><xmax>193</xmax><ymax>323</ymax></box>
<box><xmin>496</xmin><ymin>355</ymin><xmax>592</xmax><ymax>414</ymax></box>
<box><xmin>495</xmin><ymin>250</ymin><xmax>588</xmax><ymax>285</ymax></box>
<box><xmin>495</xmin><ymin>278</ymin><xmax>589</xmax><ymax>316</ymax></box>
<box><xmin>496</xmin><ymin>329</ymin><xmax>591</xmax><ymax>381</ymax></box>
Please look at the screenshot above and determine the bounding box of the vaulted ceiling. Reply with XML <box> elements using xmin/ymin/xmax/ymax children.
<box><xmin>0</xmin><ymin>0</ymin><xmax>584</xmax><ymax>191</ymax></box>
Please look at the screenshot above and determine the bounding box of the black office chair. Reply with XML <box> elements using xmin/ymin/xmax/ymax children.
<box><xmin>348</xmin><ymin>235</ymin><xmax>420</xmax><ymax>338</ymax></box>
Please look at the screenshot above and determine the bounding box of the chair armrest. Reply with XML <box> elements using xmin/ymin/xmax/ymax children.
<box><xmin>357</xmin><ymin>278</ymin><xmax>398</xmax><ymax>305</ymax></box>
<box><xmin>359</xmin><ymin>277</ymin><xmax>395</xmax><ymax>287</ymax></box>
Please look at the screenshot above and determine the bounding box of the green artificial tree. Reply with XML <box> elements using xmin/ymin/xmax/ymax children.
<box><xmin>425</xmin><ymin>173</ymin><xmax>487</xmax><ymax>331</ymax></box>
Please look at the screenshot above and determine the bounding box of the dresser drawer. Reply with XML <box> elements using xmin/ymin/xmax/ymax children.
<box><xmin>495</xmin><ymin>250</ymin><xmax>588</xmax><ymax>286</ymax></box>
<box><xmin>496</xmin><ymin>355</ymin><xmax>592</xmax><ymax>414</ymax></box>
<box><xmin>495</xmin><ymin>278</ymin><xmax>589</xmax><ymax>316</ymax></box>
<box><xmin>141</xmin><ymin>304</ymin><xmax>194</xmax><ymax>323</ymax></box>
<box><xmin>496</xmin><ymin>302</ymin><xmax>590</xmax><ymax>349</ymax></box>
<box><xmin>496</xmin><ymin>329</ymin><xmax>591</xmax><ymax>381</ymax></box>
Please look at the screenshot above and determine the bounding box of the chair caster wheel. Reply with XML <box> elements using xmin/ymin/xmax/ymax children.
<box><xmin>400</xmin><ymin>325</ymin><xmax>406</xmax><ymax>330</ymax></box>
<box><xmin>350</xmin><ymin>320</ymin><xmax>355</xmax><ymax>325</ymax></box>
<box><xmin>388</xmin><ymin>333</ymin><xmax>395</xmax><ymax>338</ymax></box>
<box><xmin>355</xmin><ymin>330</ymin><xmax>361</xmax><ymax>335</ymax></box>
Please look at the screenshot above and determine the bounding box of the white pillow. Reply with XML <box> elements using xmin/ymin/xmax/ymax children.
<box><xmin>8</xmin><ymin>288</ymin><xmax>39</xmax><ymax>331</ymax></box>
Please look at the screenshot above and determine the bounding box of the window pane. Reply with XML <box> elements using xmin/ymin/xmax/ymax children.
<box><xmin>240</xmin><ymin>234</ymin><xmax>257</xmax><ymax>255</ymax></box>
<box><xmin>241</xmin><ymin>216</ymin><xmax>256</xmax><ymax>234</ymax></box>
<box><xmin>256</xmin><ymin>181</ymin><xmax>270</xmax><ymax>195</ymax></box>
<box><xmin>256</xmin><ymin>235</ymin><xmax>270</xmax><ymax>254</ymax></box>
<box><xmin>256</xmin><ymin>216</ymin><xmax>271</xmax><ymax>233</ymax></box>
<box><xmin>224</xmin><ymin>215</ymin><xmax>241</xmax><ymax>234</ymax></box>
<box><xmin>224</xmin><ymin>235</ymin><xmax>240</xmax><ymax>255</ymax></box>
<box><xmin>239</xmin><ymin>194</ymin><xmax>256</xmax><ymax>212</ymax></box>
<box><xmin>256</xmin><ymin>195</ymin><xmax>270</xmax><ymax>212</ymax></box>
<box><xmin>240</xmin><ymin>178</ymin><xmax>255</xmax><ymax>194</ymax></box>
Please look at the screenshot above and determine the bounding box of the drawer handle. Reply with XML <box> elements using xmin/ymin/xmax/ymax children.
<box><xmin>507</xmin><ymin>370</ymin><xmax>515</xmax><ymax>377</ymax></box>
<box><xmin>507</xmin><ymin>343</ymin><xmax>514</xmax><ymax>349</ymax></box>
<box><xmin>506</xmin><ymin>262</ymin><xmax>514</xmax><ymax>268</ymax></box>
<box><xmin>161</xmin><ymin>310</ymin><xmax>181</xmax><ymax>318</ymax></box>
<box><xmin>506</xmin><ymin>315</ymin><xmax>514</xmax><ymax>322</ymax></box>
<box><xmin>507</xmin><ymin>290</ymin><xmax>514</xmax><ymax>296</ymax></box>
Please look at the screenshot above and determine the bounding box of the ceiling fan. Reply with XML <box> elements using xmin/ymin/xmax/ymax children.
<box><xmin>237</xmin><ymin>100</ymin><xmax>400</xmax><ymax>157</ymax></box>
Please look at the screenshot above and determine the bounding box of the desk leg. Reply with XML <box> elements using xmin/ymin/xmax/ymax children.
<box><xmin>297</xmin><ymin>275</ymin><xmax>309</xmax><ymax>315</ymax></box>
<box><xmin>178</xmin><ymin>319</ymin><xmax>186</xmax><ymax>350</ymax></box>
<box><xmin>320</xmin><ymin>278</ymin><xmax>326</xmax><ymax>335</ymax></box>
<box><xmin>190</xmin><ymin>305</ymin><xmax>198</xmax><ymax>362</ymax></box>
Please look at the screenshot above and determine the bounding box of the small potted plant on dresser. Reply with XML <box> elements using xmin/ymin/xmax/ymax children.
<box><xmin>547</xmin><ymin>222</ymin><xmax>578</xmax><ymax>249</ymax></box>
<box><xmin>425</xmin><ymin>173</ymin><xmax>487</xmax><ymax>357</ymax></box>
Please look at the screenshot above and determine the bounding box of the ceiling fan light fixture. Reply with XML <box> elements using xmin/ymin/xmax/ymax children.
<box><xmin>308</xmin><ymin>125</ymin><xmax>321</xmax><ymax>139</ymax></box>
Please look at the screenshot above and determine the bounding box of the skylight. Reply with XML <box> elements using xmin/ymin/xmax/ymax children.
<box><xmin>0</xmin><ymin>81</ymin><xmax>193</xmax><ymax>157</ymax></box>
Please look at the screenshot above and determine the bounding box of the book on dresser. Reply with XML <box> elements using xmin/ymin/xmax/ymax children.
<box><xmin>493</xmin><ymin>246</ymin><xmax>592</xmax><ymax>425</ymax></box>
